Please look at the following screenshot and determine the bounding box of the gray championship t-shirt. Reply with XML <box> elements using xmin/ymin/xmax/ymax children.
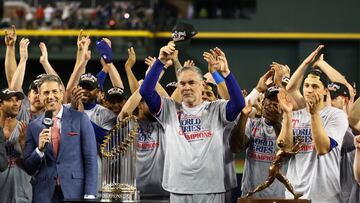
<box><xmin>136</xmin><ymin>119</ymin><xmax>168</xmax><ymax>196</ymax></box>
<box><xmin>340</xmin><ymin>128</ymin><xmax>356</xmax><ymax>203</ymax></box>
<box><xmin>83</xmin><ymin>103</ymin><xmax>116</xmax><ymax>194</ymax></box>
<box><xmin>241</xmin><ymin>117</ymin><xmax>286</xmax><ymax>198</ymax></box>
<box><xmin>223</xmin><ymin>124</ymin><xmax>238</xmax><ymax>191</ymax></box>
<box><xmin>0</xmin><ymin>122</ymin><xmax>32</xmax><ymax>203</ymax></box>
<box><xmin>285</xmin><ymin>107</ymin><xmax>348</xmax><ymax>203</ymax></box>
<box><xmin>83</xmin><ymin>104</ymin><xmax>116</xmax><ymax>131</ymax></box>
<box><xmin>157</xmin><ymin>98</ymin><xmax>232</xmax><ymax>194</ymax></box>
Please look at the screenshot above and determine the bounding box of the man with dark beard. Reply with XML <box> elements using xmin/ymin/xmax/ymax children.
<box><xmin>104</xmin><ymin>87</ymin><xmax>126</xmax><ymax>115</ymax></box>
<box><xmin>0</xmin><ymin>88</ymin><xmax>31</xmax><ymax>202</ymax></box>
<box><xmin>71</xmin><ymin>73</ymin><xmax>117</xmax><ymax>196</ymax></box>
<box><xmin>72</xmin><ymin>73</ymin><xmax>116</xmax><ymax>143</ymax></box>
<box><xmin>230</xmin><ymin>85</ymin><xmax>286</xmax><ymax>198</ymax></box>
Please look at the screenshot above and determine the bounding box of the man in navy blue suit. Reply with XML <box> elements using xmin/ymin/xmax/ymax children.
<box><xmin>23</xmin><ymin>74</ymin><xmax>98</xmax><ymax>203</ymax></box>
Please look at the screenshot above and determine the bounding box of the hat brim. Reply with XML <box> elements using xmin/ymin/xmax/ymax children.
<box><xmin>165</xmin><ymin>86</ymin><xmax>177</xmax><ymax>96</ymax></box>
<box><xmin>79</xmin><ymin>81</ymin><xmax>98</xmax><ymax>90</ymax></box>
<box><xmin>3</xmin><ymin>92</ymin><xmax>25</xmax><ymax>101</ymax></box>
<box><xmin>330</xmin><ymin>91</ymin><xmax>349</xmax><ymax>100</ymax></box>
<box><xmin>106</xmin><ymin>94</ymin><xmax>126</xmax><ymax>101</ymax></box>
<box><xmin>174</xmin><ymin>39</ymin><xmax>191</xmax><ymax>52</ymax></box>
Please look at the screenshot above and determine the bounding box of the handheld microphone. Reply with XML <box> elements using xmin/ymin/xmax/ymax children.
<box><xmin>42</xmin><ymin>110</ymin><xmax>53</xmax><ymax>148</ymax></box>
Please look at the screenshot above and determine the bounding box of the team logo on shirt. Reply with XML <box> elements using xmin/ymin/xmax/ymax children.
<box><xmin>177</xmin><ymin>114</ymin><xmax>213</xmax><ymax>142</ymax></box>
<box><xmin>292</xmin><ymin>119</ymin><xmax>313</xmax><ymax>152</ymax></box>
<box><xmin>248</xmin><ymin>127</ymin><xmax>277</xmax><ymax>162</ymax></box>
<box><xmin>137</xmin><ymin>125</ymin><xmax>159</xmax><ymax>150</ymax></box>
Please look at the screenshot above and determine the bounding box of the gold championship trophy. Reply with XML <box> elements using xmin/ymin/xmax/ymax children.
<box><xmin>100</xmin><ymin>116</ymin><xmax>139</xmax><ymax>202</ymax></box>
<box><xmin>238</xmin><ymin>138</ymin><xmax>311</xmax><ymax>203</ymax></box>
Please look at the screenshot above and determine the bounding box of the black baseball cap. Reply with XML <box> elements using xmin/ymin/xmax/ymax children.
<box><xmin>105</xmin><ymin>87</ymin><xmax>126</xmax><ymax>101</ymax></box>
<box><xmin>264</xmin><ymin>85</ymin><xmax>280</xmax><ymax>99</ymax></box>
<box><xmin>28</xmin><ymin>73</ymin><xmax>47</xmax><ymax>91</ymax></box>
<box><xmin>79</xmin><ymin>73</ymin><xmax>98</xmax><ymax>90</ymax></box>
<box><xmin>172</xmin><ymin>22</ymin><xmax>197</xmax><ymax>51</ymax></box>
<box><xmin>165</xmin><ymin>81</ymin><xmax>177</xmax><ymax>96</ymax></box>
<box><xmin>0</xmin><ymin>88</ymin><xmax>24</xmax><ymax>102</ymax></box>
<box><xmin>328</xmin><ymin>82</ymin><xmax>350</xmax><ymax>99</ymax></box>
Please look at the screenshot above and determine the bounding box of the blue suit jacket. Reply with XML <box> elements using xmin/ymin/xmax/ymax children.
<box><xmin>23</xmin><ymin>106</ymin><xmax>98</xmax><ymax>202</ymax></box>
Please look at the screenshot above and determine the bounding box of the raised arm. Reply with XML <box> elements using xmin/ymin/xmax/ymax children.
<box><xmin>9</xmin><ymin>38</ymin><xmax>30</xmax><ymax>91</ymax></box>
<box><xmin>209</xmin><ymin>47</ymin><xmax>245</xmax><ymax>121</ymax></box>
<box><xmin>313</xmin><ymin>55</ymin><xmax>355</xmax><ymax>99</ymax></box>
<box><xmin>354</xmin><ymin>136</ymin><xmax>360</xmax><ymax>184</ymax></box>
<box><xmin>277</xmin><ymin>90</ymin><xmax>294</xmax><ymax>150</ymax></box>
<box><xmin>39</xmin><ymin>42</ymin><xmax>58</xmax><ymax>76</ymax></box>
<box><xmin>97</xmin><ymin>38</ymin><xmax>124</xmax><ymax>89</ymax></box>
<box><xmin>140</xmin><ymin>42</ymin><xmax>175</xmax><ymax>115</ymax></box>
<box><xmin>4</xmin><ymin>25</ymin><xmax>17</xmax><ymax>86</ymax></box>
<box><xmin>229</xmin><ymin>101</ymin><xmax>251</xmax><ymax>153</ymax></box>
<box><xmin>203</xmin><ymin>49</ymin><xmax>230</xmax><ymax>100</ymax></box>
<box><xmin>270</xmin><ymin>62</ymin><xmax>291</xmax><ymax>88</ymax></box>
<box><xmin>172</xmin><ymin>50</ymin><xmax>182</xmax><ymax>78</ymax></box>
<box><xmin>246</xmin><ymin>69</ymin><xmax>274</xmax><ymax>104</ymax></box>
<box><xmin>307</xmin><ymin>92</ymin><xmax>331</xmax><ymax>155</ymax></box>
<box><xmin>74</xmin><ymin>30</ymin><xmax>88</xmax><ymax>69</ymax></box>
<box><xmin>349</xmin><ymin>97</ymin><xmax>360</xmax><ymax>133</ymax></box>
<box><xmin>286</xmin><ymin>45</ymin><xmax>324</xmax><ymax>110</ymax></box>
<box><xmin>65</xmin><ymin>35</ymin><xmax>91</xmax><ymax>103</ymax></box>
<box><xmin>124</xmin><ymin>47</ymin><xmax>139</xmax><ymax>93</ymax></box>
<box><xmin>118</xmin><ymin>88</ymin><xmax>142</xmax><ymax>121</ymax></box>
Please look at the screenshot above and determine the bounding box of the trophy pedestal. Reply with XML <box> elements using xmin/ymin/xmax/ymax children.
<box><xmin>238</xmin><ymin>198</ymin><xmax>311</xmax><ymax>203</ymax></box>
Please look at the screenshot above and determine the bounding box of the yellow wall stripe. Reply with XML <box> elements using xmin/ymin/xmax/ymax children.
<box><xmin>2</xmin><ymin>30</ymin><xmax>360</xmax><ymax>40</ymax></box>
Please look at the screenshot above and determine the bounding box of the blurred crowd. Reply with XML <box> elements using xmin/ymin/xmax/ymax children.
<box><xmin>1</xmin><ymin>1</ymin><xmax>154</xmax><ymax>30</ymax></box>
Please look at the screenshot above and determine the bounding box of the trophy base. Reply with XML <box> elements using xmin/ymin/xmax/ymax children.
<box><xmin>238</xmin><ymin>198</ymin><xmax>311</xmax><ymax>203</ymax></box>
<box><xmin>101</xmin><ymin>191</ymin><xmax>139</xmax><ymax>202</ymax></box>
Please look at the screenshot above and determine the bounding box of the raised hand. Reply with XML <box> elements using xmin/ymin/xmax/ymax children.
<box><xmin>164</xmin><ymin>58</ymin><xmax>173</xmax><ymax>68</ymax></box>
<box><xmin>18</xmin><ymin>121</ymin><xmax>27</xmax><ymax>150</ymax></box>
<box><xmin>183</xmin><ymin>60</ymin><xmax>195</xmax><ymax>68</ymax></box>
<box><xmin>125</xmin><ymin>47</ymin><xmax>136</xmax><ymax>69</ymax></box>
<box><xmin>145</xmin><ymin>56</ymin><xmax>157</xmax><ymax>68</ymax></box>
<box><xmin>270</xmin><ymin>62</ymin><xmax>291</xmax><ymax>88</ymax></box>
<box><xmin>203</xmin><ymin>72</ymin><xmax>216</xmax><ymax>84</ymax></box>
<box><xmin>312</xmin><ymin>53</ymin><xmax>325</xmax><ymax>68</ymax></box>
<box><xmin>3</xmin><ymin>118</ymin><xmax>12</xmax><ymax>141</ymax></box>
<box><xmin>4</xmin><ymin>25</ymin><xmax>16</xmax><ymax>46</ymax></box>
<box><xmin>19</xmin><ymin>38</ymin><xmax>30</xmax><ymax>61</ymax></box>
<box><xmin>354</xmin><ymin>136</ymin><xmax>360</xmax><ymax>150</ymax></box>
<box><xmin>213</xmin><ymin>47</ymin><xmax>230</xmax><ymax>77</ymax></box>
<box><xmin>253</xmin><ymin>94</ymin><xmax>264</xmax><ymax>116</ymax></box>
<box><xmin>242</xmin><ymin>100</ymin><xmax>253</xmax><ymax>116</ymax></box>
<box><xmin>158</xmin><ymin>41</ymin><xmax>176</xmax><ymax>64</ymax></box>
<box><xmin>77</xmin><ymin>29</ymin><xmax>90</xmax><ymax>51</ymax></box>
<box><xmin>303</xmin><ymin>45</ymin><xmax>324</xmax><ymax>65</ymax></box>
<box><xmin>102</xmin><ymin>38</ymin><xmax>112</xmax><ymax>48</ymax></box>
<box><xmin>39</xmin><ymin>42</ymin><xmax>49</xmax><ymax>64</ymax></box>
<box><xmin>70</xmin><ymin>86</ymin><xmax>85</xmax><ymax>111</ymax></box>
<box><xmin>256</xmin><ymin>70</ymin><xmax>274</xmax><ymax>93</ymax></box>
<box><xmin>80</xmin><ymin>40</ymin><xmax>91</xmax><ymax>64</ymax></box>
<box><xmin>277</xmin><ymin>89</ymin><xmax>293</xmax><ymax>113</ymax></box>
<box><xmin>203</xmin><ymin>51</ymin><xmax>217</xmax><ymax>73</ymax></box>
<box><xmin>242</xmin><ymin>89</ymin><xmax>248</xmax><ymax>97</ymax></box>
<box><xmin>306</xmin><ymin>92</ymin><xmax>322</xmax><ymax>115</ymax></box>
